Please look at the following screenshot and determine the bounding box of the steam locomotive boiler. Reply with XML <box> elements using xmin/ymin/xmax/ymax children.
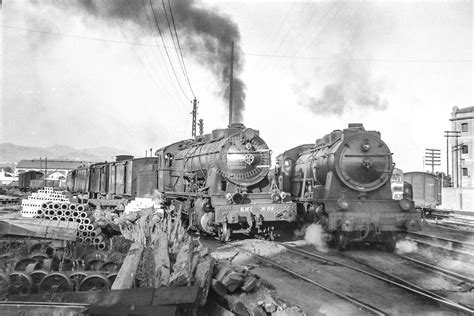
<box><xmin>156</xmin><ymin>123</ymin><xmax>297</xmax><ymax>241</ymax></box>
<box><xmin>274</xmin><ymin>123</ymin><xmax>421</xmax><ymax>251</ymax></box>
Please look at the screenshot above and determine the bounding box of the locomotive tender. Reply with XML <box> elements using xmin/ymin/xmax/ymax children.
<box><xmin>274</xmin><ymin>123</ymin><xmax>421</xmax><ymax>251</ymax></box>
<box><xmin>67</xmin><ymin>123</ymin><xmax>297</xmax><ymax>240</ymax></box>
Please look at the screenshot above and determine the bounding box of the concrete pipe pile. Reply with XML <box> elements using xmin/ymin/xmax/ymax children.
<box><xmin>33</xmin><ymin>201</ymin><xmax>109</xmax><ymax>250</ymax></box>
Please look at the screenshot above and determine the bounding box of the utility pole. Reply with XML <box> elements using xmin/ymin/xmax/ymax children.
<box><xmin>444</xmin><ymin>130</ymin><xmax>460</xmax><ymax>184</ymax></box>
<box><xmin>191</xmin><ymin>98</ymin><xmax>198</xmax><ymax>138</ymax></box>
<box><xmin>45</xmin><ymin>156</ymin><xmax>48</xmax><ymax>188</ymax></box>
<box><xmin>424</xmin><ymin>148</ymin><xmax>440</xmax><ymax>174</ymax></box>
<box><xmin>452</xmin><ymin>143</ymin><xmax>464</xmax><ymax>187</ymax></box>
<box><xmin>198</xmin><ymin>119</ymin><xmax>204</xmax><ymax>136</ymax></box>
<box><xmin>228</xmin><ymin>41</ymin><xmax>234</xmax><ymax>127</ymax></box>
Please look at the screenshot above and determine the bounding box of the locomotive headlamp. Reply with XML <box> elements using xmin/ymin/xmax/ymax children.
<box><xmin>398</xmin><ymin>199</ymin><xmax>411</xmax><ymax>211</ymax></box>
<box><xmin>337</xmin><ymin>197</ymin><xmax>350</xmax><ymax>210</ymax></box>
<box><xmin>361</xmin><ymin>142</ymin><xmax>371</xmax><ymax>152</ymax></box>
<box><xmin>232</xmin><ymin>193</ymin><xmax>244</xmax><ymax>204</ymax></box>
<box><xmin>271</xmin><ymin>192</ymin><xmax>281</xmax><ymax>202</ymax></box>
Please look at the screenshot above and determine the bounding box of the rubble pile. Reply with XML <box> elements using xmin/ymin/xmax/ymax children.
<box><xmin>112</xmin><ymin>204</ymin><xmax>215</xmax><ymax>306</ymax></box>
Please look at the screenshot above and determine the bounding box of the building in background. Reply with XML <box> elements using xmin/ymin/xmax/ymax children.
<box><xmin>450</xmin><ymin>106</ymin><xmax>473</xmax><ymax>188</ymax></box>
<box><xmin>15</xmin><ymin>159</ymin><xmax>90</xmax><ymax>181</ymax></box>
<box><xmin>442</xmin><ymin>106</ymin><xmax>473</xmax><ymax>211</ymax></box>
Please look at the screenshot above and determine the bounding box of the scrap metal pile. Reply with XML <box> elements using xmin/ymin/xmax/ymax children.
<box><xmin>0</xmin><ymin>238</ymin><xmax>127</xmax><ymax>298</ymax></box>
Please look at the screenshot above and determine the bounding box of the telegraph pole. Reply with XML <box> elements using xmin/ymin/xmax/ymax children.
<box><xmin>198</xmin><ymin>119</ymin><xmax>204</xmax><ymax>136</ymax></box>
<box><xmin>444</xmin><ymin>130</ymin><xmax>460</xmax><ymax>183</ymax></box>
<box><xmin>191</xmin><ymin>98</ymin><xmax>198</xmax><ymax>138</ymax></box>
<box><xmin>425</xmin><ymin>148</ymin><xmax>440</xmax><ymax>173</ymax></box>
<box><xmin>452</xmin><ymin>143</ymin><xmax>464</xmax><ymax>187</ymax></box>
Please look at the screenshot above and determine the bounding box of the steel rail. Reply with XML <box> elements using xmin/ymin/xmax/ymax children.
<box><xmin>279</xmin><ymin>243</ymin><xmax>474</xmax><ymax>315</ymax></box>
<box><xmin>425</xmin><ymin>223</ymin><xmax>474</xmax><ymax>237</ymax></box>
<box><xmin>230</xmin><ymin>245</ymin><xmax>387</xmax><ymax>316</ymax></box>
<box><xmin>408</xmin><ymin>231</ymin><xmax>474</xmax><ymax>248</ymax></box>
<box><xmin>405</xmin><ymin>237</ymin><xmax>474</xmax><ymax>259</ymax></box>
<box><xmin>395</xmin><ymin>254</ymin><xmax>474</xmax><ymax>284</ymax></box>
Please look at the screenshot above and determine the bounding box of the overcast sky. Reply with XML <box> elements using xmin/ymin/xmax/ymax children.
<box><xmin>1</xmin><ymin>0</ymin><xmax>472</xmax><ymax>173</ymax></box>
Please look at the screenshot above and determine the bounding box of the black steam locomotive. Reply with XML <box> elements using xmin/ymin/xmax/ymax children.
<box><xmin>67</xmin><ymin>123</ymin><xmax>297</xmax><ymax>240</ymax></box>
<box><xmin>274</xmin><ymin>123</ymin><xmax>422</xmax><ymax>251</ymax></box>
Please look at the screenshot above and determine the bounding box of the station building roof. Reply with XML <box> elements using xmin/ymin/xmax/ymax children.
<box><xmin>17</xmin><ymin>159</ymin><xmax>90</xmax><ymax>170</ymax></box>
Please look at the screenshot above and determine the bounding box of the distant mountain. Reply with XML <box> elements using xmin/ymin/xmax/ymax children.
<box><xmin>0</xmin><ymin>143</ymin><xmax>131</xmax><ymax>163</ymax></box>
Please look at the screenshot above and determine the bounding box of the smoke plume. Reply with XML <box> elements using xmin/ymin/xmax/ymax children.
<box><xmin>297</xmin><ymin>4</ymin><xmax>388</xmax><ymax>116</ymax></box>
<box><xmin>54</xmin><ymin>0</ymin><xmax>246</xmax><ymax>122</ymax></box>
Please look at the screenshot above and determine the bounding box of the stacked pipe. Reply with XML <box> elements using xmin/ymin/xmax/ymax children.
<box><xmin>35</xmin><ymin>203</ymin><xmax>109</xmax><ymax>250</ymax></box>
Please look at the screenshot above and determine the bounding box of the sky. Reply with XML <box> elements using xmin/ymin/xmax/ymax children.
<box><xmin>1</xmin><ymin>0</ymin><xmax>472</xmax><ymax>173</ymax></box>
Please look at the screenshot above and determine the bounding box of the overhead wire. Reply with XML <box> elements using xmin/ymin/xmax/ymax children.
<box><xmin>3</xmin><ymin>24</ymin><xmax>471</xmax><ymax>63</ymax></box>
<box><xmin>160</xmin><ymin>0</ymin><xmax>187</xmax><ymax>77</ymax></box>
<box><xmin>96</xmin><ymin>0</ymin><xmax>180</xmax><ymax>110</ymax></box>
<box><xmin>139</xmin><ymin>0</ymin><xmax>190</xmax><ymax>109</ymax></box>
<box><xmin>165</xmin><ymin>0</ymin><xmax>195</xmax><ymax>97</ymax></box>
<box><xmin>148</xmin><ymin>0</ymin><xmax>191</xmax><ymax>101</ymax></box>
<box><xmin>266</xmin><ymin>2</ymin><xmax>336</xmax><ymax>76</ymax></box>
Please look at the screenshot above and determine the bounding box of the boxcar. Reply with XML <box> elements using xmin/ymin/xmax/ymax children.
<box><xmin>89</xmin><ymin>162</ymin><xmax>109</xmax><ymax>197</ymax></box>
<box><xmin>403</xmin><ymin>172</ymin><xmax>441</xmax><ymax>210</ymax></box>
<box><xmin>132</xmin><ymin>157</ymin><xmax>160</xmax><ymax>197</ymax></box>
<box><xmin>108</xmin><ymin>157</ymin><xmax>133</xmax><ymax>197</ymax></box>
<box><xmin>18</xmin><ymin>171</ymin><xmax>44</xmax><ymax>190</ymax></box>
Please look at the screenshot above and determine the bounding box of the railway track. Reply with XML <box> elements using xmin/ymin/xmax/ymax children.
<box><xmin>282</xmin><ymin>243</ymin><xmax>473</xmax><ymax>314</ymax></box>
<box><xmin>406</xmin><ymin>231</ymin><xmax>474</xmax><ymax>260</ymax></box>
<box><xmin>229</xmin><ymin>244</ymin><xmax>387</xmax><ymax>315</ymax></box>
<box><xmin>425</xmin><ymin>222</ymin><xmax>474</xmax><ymax>238</ymax></box>
<box><xmin>394</xmin><ymin>253</ymin><xmax>474</xmax><ymax>284</ymax></box>
<box><xmin>231</xmin><ymin>241</ymin><xmax>474</xmax><ymax>315</ymax></box>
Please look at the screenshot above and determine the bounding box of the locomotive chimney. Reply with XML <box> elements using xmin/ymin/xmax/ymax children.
<box><xmin>228</xmin><ymin>41</ymin><xmax>234</xmax><ymax>127</ymax></box>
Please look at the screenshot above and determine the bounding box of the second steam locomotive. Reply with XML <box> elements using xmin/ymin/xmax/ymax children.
<box><xmin>274</xmin><ymin>123</ymin><xmax>421</xmax><ymax>251</ymax></box>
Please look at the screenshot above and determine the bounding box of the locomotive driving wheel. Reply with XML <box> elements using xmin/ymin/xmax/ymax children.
<box><xmin>8</xmin><ymin>272</ymin><xmax>33</xmax><ymax>295</ymax></box>
<box><xmin>38</xmin><ymin>272</ymin><xmax>73</xmax><ymax>294</ymax></box>
<box><xmin>79</xmin><ymin>274</ymin><xmax>111</xmax><ymax>291</ymax></box>
<box><xmin>218</xmin><ymin>223</ymin><xmax>231</xmax><ymax>242</ymax></box>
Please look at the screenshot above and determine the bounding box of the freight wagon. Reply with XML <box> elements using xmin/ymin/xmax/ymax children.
<box><xmin>403</xmin><ymin>172</ymin><xmax>441</xmax><ymax>210</ymax></box>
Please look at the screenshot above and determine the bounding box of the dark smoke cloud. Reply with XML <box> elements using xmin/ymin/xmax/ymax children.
<box><xmin>41</xmin><ymin>0</ymin><xmax>246</xmax><ymax>123</ymax></box>
<box><xmin>298</xmin><ymin>4</ymin><xmax>388</xmax><ymax>116</ymax></box>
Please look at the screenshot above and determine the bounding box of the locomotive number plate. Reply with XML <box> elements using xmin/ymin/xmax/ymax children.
<box><xmin>260</xmin><ymin>206</ymin><xmax>274</xmax><ymax>212</ymax></box>
<box><xmin>239</xmin><ymin>206</ymin><xmax>275</xmax><ymax>212</ymax></box>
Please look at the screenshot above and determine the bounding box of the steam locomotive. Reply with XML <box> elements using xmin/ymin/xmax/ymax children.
<box><xmin>274</xmin><ymin>123</ymin><xmax>421</xmax><ymax>251</ymax></box>
<box><xmin>67</xmin><ymin>123</ymin><xmax>298</xmax><ymax>240</ymax></box>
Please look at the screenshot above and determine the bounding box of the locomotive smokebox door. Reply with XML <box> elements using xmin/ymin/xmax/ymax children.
<box><xmin>335</xmin><ymin>133</ymin><xmax>393</xmax><ymax>192</ymax></box>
